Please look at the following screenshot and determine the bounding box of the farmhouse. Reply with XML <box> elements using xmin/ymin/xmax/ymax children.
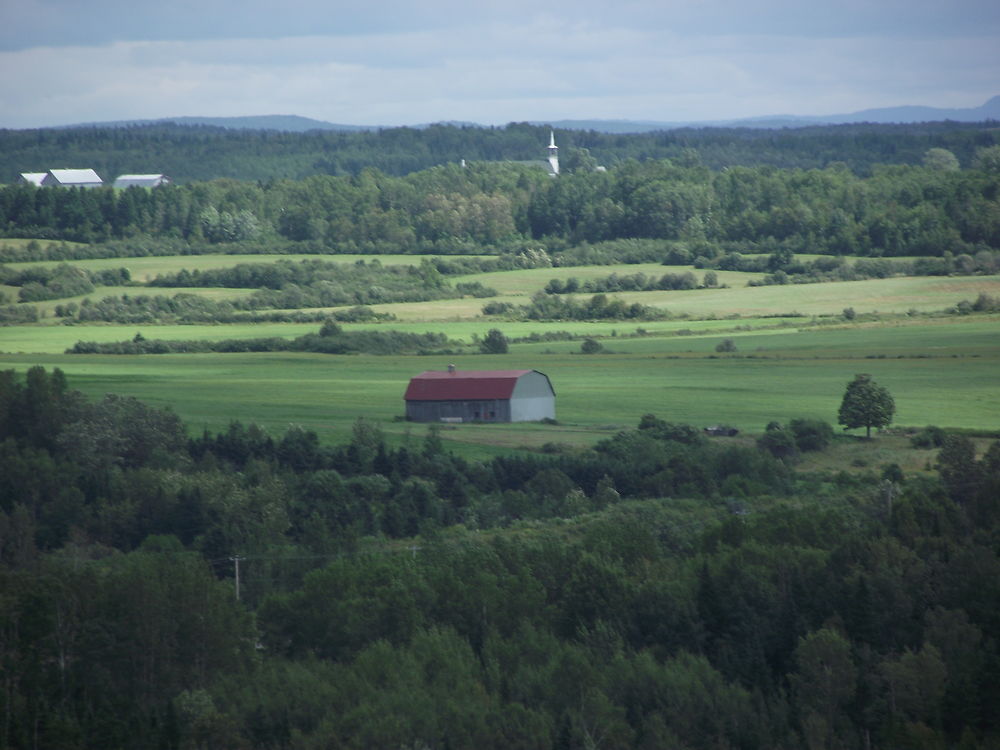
<box><xmin>404</xmin><ymin>367</ymin><xmax>555</xmax><ymax>423</ymax></box>
<box><xmin>113</xmin><ymin>174</ymin><xmax>172</xmax><ymax>188</ymax></box>
<box><xmin>40</xmin><ymin>169</ymin><xmax>103</xmax><ymax>188</ymax></box>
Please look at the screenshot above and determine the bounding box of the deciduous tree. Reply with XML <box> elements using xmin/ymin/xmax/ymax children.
<box><xmin>838</xmin><ymin>374</ymin><xmax>895</xmax><ymax>438</ymax></box>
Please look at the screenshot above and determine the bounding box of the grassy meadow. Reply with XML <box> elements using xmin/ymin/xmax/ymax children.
<box><xmin>2</xmin><ymin>243</ymin><xmax>998</xmax><ymax>457</ymax></box>
<box><xmin>1</xmin><ymin>316</ymin><xmax>997</xmax><ymax>458</ymax></box>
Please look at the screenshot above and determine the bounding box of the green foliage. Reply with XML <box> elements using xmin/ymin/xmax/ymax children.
<box><xmin>68</xmin><ymin>323</ymin><xmax>455</xmax><ymax>356</ymax></box>
<box><xmin>2</xmin><ymin>369</ymin><xmax>1000</xmax><ymax>748</ymax></box>
<box><xmin>973</xmin><ymin>144</ymin><xmax>1000</xmax><ymax>172</ymax></box>
<box><xmin>838</xmin><ymin>373</ymin><xmax>895</xmax><ymax>438</ymax></box>
<box><xmin>923</xmin><ymin>147</ymin><xmax>960</xmax><ymax>171</ymax></box>
<box><xmin>911</xmin><ymin>425</ymin><xmax>946</xmax><ymax>448</ymax></box>
<box><xmin>8</xmin><ymin>263</ymin><xmax>96</xmax><ymax>301</ymax></box>
<box><xmin>788</xmin><ymin>417</ymin><xmax>835</xmax><ymax>452</ymax></box>
<box><xmin>580</xmin><ymin>338</ymin><xmax>603</xmax><ymax>354</ymax></box>
<box><xmin>757</xmin><ymin>421</ymin><xmax>800</xmax><ymax>460</ymax></box>
<box><xmin>518</xmin><ymin>291</ymin><xmax>668</xmax><ymax>321</ymax></box>
<box><xmin>479</xmin><ymin>328</ymin><xmax>509</xmax><ymax>354</ymax></box>
<box><xmin>3</xmin><ymin>128</ymin><xmax>1000</xmax><ymax>258</ymax></box>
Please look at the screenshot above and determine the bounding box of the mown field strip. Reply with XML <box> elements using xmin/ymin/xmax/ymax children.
<box><xmin>612</xmin><ymin>275</ymin><xmax>1000</xmax><ymax>316</ymax></box>
<box><xmin>361</xmin><ymin>274</ymin><xmax>1000</xmax><ymax>320</ymax></box>
<box><xmin>450</xmin><ymin>264</ymin><xmax>765</xmax><ymax>294</ymax></box>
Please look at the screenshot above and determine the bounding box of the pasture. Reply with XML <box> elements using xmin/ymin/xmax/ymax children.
<box><xmin>3</xmin><ymin>241</ymin><xmax>999</xmax><ymax>458</ymax></box>
<box><xmin>1</xmin><ymin>316</ymin><xmax>997</xmax><ymax>458</ymax></box>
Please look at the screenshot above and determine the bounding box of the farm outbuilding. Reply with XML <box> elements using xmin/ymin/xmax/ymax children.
<box><xmin>40</xmin><ymin>169</ymin><xmax>103</xmax><ymax>188</ymax></box>
<box><xmin>404</xmin><ymin>367</ymin><xmax>555</xmax><ymax>423</ymax></box>
<box><xmin>113</xmin><ymin>174</ymin><xmax>172</xmax><ymax>188</ymax></box>
<box><xmin>19</xmin><ymin>172</ymin><xmax>46</xmax><ymax>186</ymax></box>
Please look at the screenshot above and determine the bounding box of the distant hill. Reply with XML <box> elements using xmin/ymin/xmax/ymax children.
<box><xmin>539</xmin><ymin>96</ymin><xmax>1000</xmax><ymax>133</ymax></box>
<box><xmin>65</xmin><ymin>114</ymin><xmax>373</xmax><ymax>132</ymax></box>
<box><xmin>731</xmin><ymin>95</ymin><xmax>1000</xmax><ymax>129</ymax></box>
<box><xmin>58</xmin><ymin>96</ymin><xmax>1000</xmax><ymax>135</ymax></box>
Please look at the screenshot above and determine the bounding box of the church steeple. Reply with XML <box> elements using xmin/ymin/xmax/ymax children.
<box><xmin>547</xmin><ymin>130</ymin><xmax>559</xmax><ymax>176</ymax></box>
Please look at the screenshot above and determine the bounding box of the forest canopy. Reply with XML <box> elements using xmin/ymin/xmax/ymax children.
<box><xmin>3</xmin><ymin>149</ymin><xmax>1000</xmax><ymax>259</ymax></box>
<box><xmin>2</xmin><ymin>367</ymin><xmax>1000</xmax><ymax>749</ymax></box>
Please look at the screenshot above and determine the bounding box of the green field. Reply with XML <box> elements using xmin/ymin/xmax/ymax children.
<box><xmin>363</xmin><ymin>274</ymin><xmax>1000</xmax><ymax>320</ymax></box>
<box><xmin>1</xmin><ymin>316</ymin><xmax>997</xmax><ymax>457</ymax></box>
<box><xmin>0</xmin><ymin>315</ymin><xmax>818</xmax><ymax>354</ymax></box>
<box><xmin>3</xmin><ymin>242</ymin><xmax>999</xmax><ymax>457</ymax></box>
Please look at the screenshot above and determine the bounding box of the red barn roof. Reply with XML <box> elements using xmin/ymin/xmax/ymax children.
<box><xmin>404</xmin><ymin>370</ymin><xmax>534</xmax><ymax>401</ymax></box>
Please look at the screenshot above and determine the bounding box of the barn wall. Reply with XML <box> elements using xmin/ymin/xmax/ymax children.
<box><xmin>406</xmin><ymin>399</ymin><xmax>510</xmax><ymax>423</ymax></box>
<box><xmin>509</xmin><ymin>371</ymin><xmax>556</xmax><ymax>421</ymax></box>
<box><xmin>510</xmin><ymin>396</ymin><xmax>555</xmax><ymax>422</ymax></box>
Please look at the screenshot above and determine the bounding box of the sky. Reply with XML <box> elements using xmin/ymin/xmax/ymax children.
<box><xmin>0</xmin><ymin>0</ymin><xmax>998</xmax><ymax>129</ymax></box>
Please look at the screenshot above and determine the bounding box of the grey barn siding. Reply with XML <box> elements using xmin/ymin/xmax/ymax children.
<box><xmin>405</xmin><ymin>399</ymin><xmax>510</xmax><ymax>423</ymax></box>
<box><xmin>404</xmin><ymin>369</ymin><xmax>555</xmax><ymax>423</ymax></box>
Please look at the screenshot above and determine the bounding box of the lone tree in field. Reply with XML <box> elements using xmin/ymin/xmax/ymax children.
<box><xmin>838</xmin><ymin>374</ymin><xmax>895</xmax><ymax>438</ymax></box>
<box><xmin>479</xmin><ymin>328</ymin><xmax>509</xmax><ymax>354</ymax></box>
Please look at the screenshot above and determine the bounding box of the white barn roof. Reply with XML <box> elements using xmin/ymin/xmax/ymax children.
<box><xmin>113</xmin><ymin>174</ymin><xmax>170</xmax><ymax>188</ymax></box>
<box><xmin>20</xmin><ymin>172</ymin><xmax>46</xmax><ymax>186</ymax></box>
<box><xmin>42</xmin><ymin>169</ymin><xmax>103</xmax><ymax>187</ymax></box>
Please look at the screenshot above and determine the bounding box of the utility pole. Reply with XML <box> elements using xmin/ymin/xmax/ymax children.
<box><xmin>231</xmin><ymin>555</ymin><xmax>243</xmax><ymax>600</ymax></box>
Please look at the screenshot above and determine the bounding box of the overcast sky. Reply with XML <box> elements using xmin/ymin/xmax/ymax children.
<box><xmin>1</xmin><ymin>0</ymin><xmax>998</xmax><ymax>128</ymax></box>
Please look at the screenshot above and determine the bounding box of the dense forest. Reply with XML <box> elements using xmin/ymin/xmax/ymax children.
<box><xmin>2</xmin><ymin>367</ymin><xmax>999</xmax><ymax>749</ymax></box>
<box><xmin>3</xmin><ymin>144</ymin><xmax>1000</xmax><ymax>258</ymax></box>
<box><xmin>2</xmin><ymin>121</ymin><xmax>999</xmax><ymax>184</ymax></box>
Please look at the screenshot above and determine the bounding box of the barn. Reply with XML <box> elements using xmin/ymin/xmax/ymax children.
<box><xmin>19</xmin><ymin>173</ymin><xmax>46</xmax><ymax>186</ymax></box>
<box><xmin>40</xmin><ymin>169</ymin><xmax>103</xmax><ymax>188</ymax></box>
<box><xmin>113</xmin><ymin>174</ymin><xmax>172</xmax><ymax>188</ymax></box>
<box><xmin>404</xmin><ymin>367</ymin><xmax>555</xmax><ymax>423</ymax></box>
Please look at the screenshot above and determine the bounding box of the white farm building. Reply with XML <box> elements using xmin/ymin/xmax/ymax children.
<box><xmin>113</xmin><ymin>174</ymin><xmax>172</xmax><ymax>188</ymax></box>
<box><xmin>40</xmin><ymin>169</ymin><xmax>103</xmax><ymax>188</ymax></box>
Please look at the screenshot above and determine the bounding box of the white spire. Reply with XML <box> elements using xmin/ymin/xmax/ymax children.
<box><xmin>547</xmin><ymin>130</ymin><xmax>559</xmax><ymax>176</ymax></box>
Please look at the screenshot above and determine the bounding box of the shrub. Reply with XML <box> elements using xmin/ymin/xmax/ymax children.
<box><xmin>911</xmin><ymin>425</ymin><xmax>946</xmax><ymax>449</ymax></box>
<box><xmin>479</xmin><ymin>328</ymin><xmax>509</xmax><ymax>354</ymax></box>
<box><xmin>788</xmin><ymin>418</ymin><xmax>834</xmax><ymax>452</ymax></box>
<box><xmin>758</xmin><ymin>423</ymin><xmax>799</xmax><ymax>460</ymax></box>
<box><xmin>715</xmin><ymin>338</ymin><xmax>737</xmax><ymax>353</ymax></box>
<box><xmin>481</xmin><ymin>301</ymin><xmax>514</xmax><ymax>315</ymax></box>
<box><xmin>580</xmin><ymin>338</ymin><xmax>603</xmax><ymax>354</ymax></box>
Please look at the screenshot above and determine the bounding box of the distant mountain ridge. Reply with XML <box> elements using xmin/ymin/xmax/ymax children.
<box><xmin>540</xmin><ymin>96</ymin><xmax>1000</xmax><ymax>133</ymax></box>
<box><xmin>66</xmin><ymin>114</ymin><xmax>373</xmax><ymax>132</ymax></box>
<box><xmin>59</xmin><ymin>97</ymin><xmax>1000</xmax><ymax>134</ymax></box>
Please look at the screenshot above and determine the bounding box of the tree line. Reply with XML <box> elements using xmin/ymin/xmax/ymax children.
<box><xmin>67</xmin><ymin>322</ymin><xmax>455</xmax><ymax>356</ymax></box>
<box><xmin>2</xmin><ymin>120</ymin><xmax>999</xmax><ymax>184</ymax></box>
<box><xmin>1</xmin><ymin>366</ymin><xmax>999</xmax><ymax>748</ymax></box>
<box><xmin>2</xmin><ymin>148</ymin><xmax>1000</xmax><ymax>257</ymax></box>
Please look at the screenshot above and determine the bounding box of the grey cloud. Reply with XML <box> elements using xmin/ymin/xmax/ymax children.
<box><xmin>0</xmin><ymin>7</ymin><xmax>996</xmax><ymax>129</ymax></box>
<box><xmin>3</xmin><ymin>0</ymin><xmax>999</xmax><ymax>52</ymax></box>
